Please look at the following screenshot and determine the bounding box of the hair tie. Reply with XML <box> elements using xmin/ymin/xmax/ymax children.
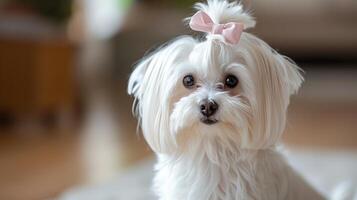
<box><xmin>189</xmin><ymin>11</ymin><xmax>244</xmax><ymax>45</ymax></box>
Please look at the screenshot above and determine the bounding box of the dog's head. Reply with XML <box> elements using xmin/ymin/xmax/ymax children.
<box><xmin>128</xmin><ymin>0</ymin><xmax>303</xmax><ymax>154</ymax></box>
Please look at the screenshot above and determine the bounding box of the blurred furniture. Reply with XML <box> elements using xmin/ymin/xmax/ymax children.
<box><xmin>251</xmin><ymin>0</ymin><xmax>357</xmax><ymax>60</ymax></box>
<box><xmin>0</xmin><ymin>38</ymin><xmax>75</xmax><ymax>118</ymax></box>
<box><xmin>0</xmin><ymin>9</ymin><xmax>76</xmax><ymax>122</ymax></box>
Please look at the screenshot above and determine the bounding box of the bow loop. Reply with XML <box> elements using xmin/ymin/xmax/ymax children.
<box><xmin>189</xmin><ymin>11</ymin><xmax>244</xmax><ymax>45</ymax></box>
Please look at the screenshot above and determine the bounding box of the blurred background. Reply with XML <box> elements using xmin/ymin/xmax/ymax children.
<box><xmin>0</xmin><ymin>0</ymin><xmax>356</xmax><ymax>199</ymax></box>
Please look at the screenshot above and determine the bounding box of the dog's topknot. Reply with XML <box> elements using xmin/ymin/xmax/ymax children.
<box><xmin>193</xmin><ymin>0</ymin><xmax>256</xmax><ymax>30</ymax></box>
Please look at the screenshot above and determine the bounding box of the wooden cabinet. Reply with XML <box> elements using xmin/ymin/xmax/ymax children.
<box><xmin>0</xmin><ymin>37</ymin><xmax>76</xmax><ymax>119</ymax></box>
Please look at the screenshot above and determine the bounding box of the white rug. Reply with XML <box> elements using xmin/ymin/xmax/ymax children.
<box><xmin>60</xmin><ymin>149</ymin><xmax>357</xmax><ymax>200</ymax></box>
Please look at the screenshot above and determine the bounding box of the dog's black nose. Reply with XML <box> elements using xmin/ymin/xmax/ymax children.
<box><xmin>200</xmin><ymin>99</ymin><xmax>218</xmax><ymax>117</ymax></box>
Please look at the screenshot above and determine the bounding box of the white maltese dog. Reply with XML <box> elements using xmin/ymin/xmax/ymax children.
<box><xmin>128</xmin><ymin>0</ymin><xmax>329</xmax><ymax>199</ymax></box>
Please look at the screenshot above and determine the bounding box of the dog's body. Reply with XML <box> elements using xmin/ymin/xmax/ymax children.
<box><xmin>128</xmin><ymin>1</ymin><xmax>329</xmax><ymax>199</ymax></box>
<box><xmin>155</xmin><ymin>149</ymin><xmax>324</xmax><ymax>200</ymax></box>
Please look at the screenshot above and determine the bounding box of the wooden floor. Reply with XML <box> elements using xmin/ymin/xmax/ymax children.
<box><xmin>0</xmin><ymin>69</ymin><xmax>356</xmax><ymax>200</ymax></box>
<box><xmin>0</xmin><ymin>128</ymin><xmax>82</xmax><ymax>200</ymax></box>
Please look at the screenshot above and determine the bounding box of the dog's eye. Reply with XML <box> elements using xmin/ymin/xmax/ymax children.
<box><xmin>183</xmin><ymin>75</ymin><xmax>195</xmax><ymax>88</ymax></box>
<box><xmin>224</xmin><ymin>74</ymin><xmax>239</xmax><ymax>88</ymax></box>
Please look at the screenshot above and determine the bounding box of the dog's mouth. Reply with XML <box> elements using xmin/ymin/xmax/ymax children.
<box><xmin>200</xmin><ymin>117</ymin><xmax>218</xmax><ymax>125</ymax></box>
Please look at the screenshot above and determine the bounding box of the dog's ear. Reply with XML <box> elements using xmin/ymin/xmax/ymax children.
<box><xmin>238</xmin><ymin>33</ymin><xmax>304</xmax><ymax>149</ymax></box>
<box><xmin>128</xmin><ymin>55</ymin><xmax>151</xmax><ymax>99</ymax></box>
<box><xmin>127</xmin><ymin>36</ymin><xmax>197</xmax><ymax>153</ymax></box>
<box><xmin>243</xmin><ymin>33</ymin><xmax>304</xmax><ymax>97</ymax></box>
<box><xmin>280</xmin><ymin>56</ymin><xmax>304</xmax><ymax>95</ymax></box>
<box><xmin>127</xmin><ymin>50</ymin><xmax>160</xmax><ymax>120</ymax></box>
<box><xmin>128</xmin><ymin>36</ymin><xmax>197</xmax><ymax>108</ymax></box>
<box><xmin>128</xmin><ymin>37</ymin><xmax>194</xmax><ymax>99</ymax></box>
<box><xmin>261</xmin><ymin>46</ymin><xmax>304</xmax><ymax>96</ymax></box>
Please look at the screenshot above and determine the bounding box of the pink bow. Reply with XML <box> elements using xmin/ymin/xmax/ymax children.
<box><xmin>189</xmin><ymin>11</ymin><xmax>244</xmax><ymax>45</ymax></box>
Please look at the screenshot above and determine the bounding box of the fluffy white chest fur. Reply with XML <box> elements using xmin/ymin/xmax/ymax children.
<box><xmin>154</xmin><ymin>146</ymin><xmax>324</xmax><ymax>200</ymax></box>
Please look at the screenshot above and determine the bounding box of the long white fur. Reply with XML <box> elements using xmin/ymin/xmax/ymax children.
<box><xmin>128</xmin><ymin>1</ymin><xmax>328</xmax><ymax>199</ymax></box>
